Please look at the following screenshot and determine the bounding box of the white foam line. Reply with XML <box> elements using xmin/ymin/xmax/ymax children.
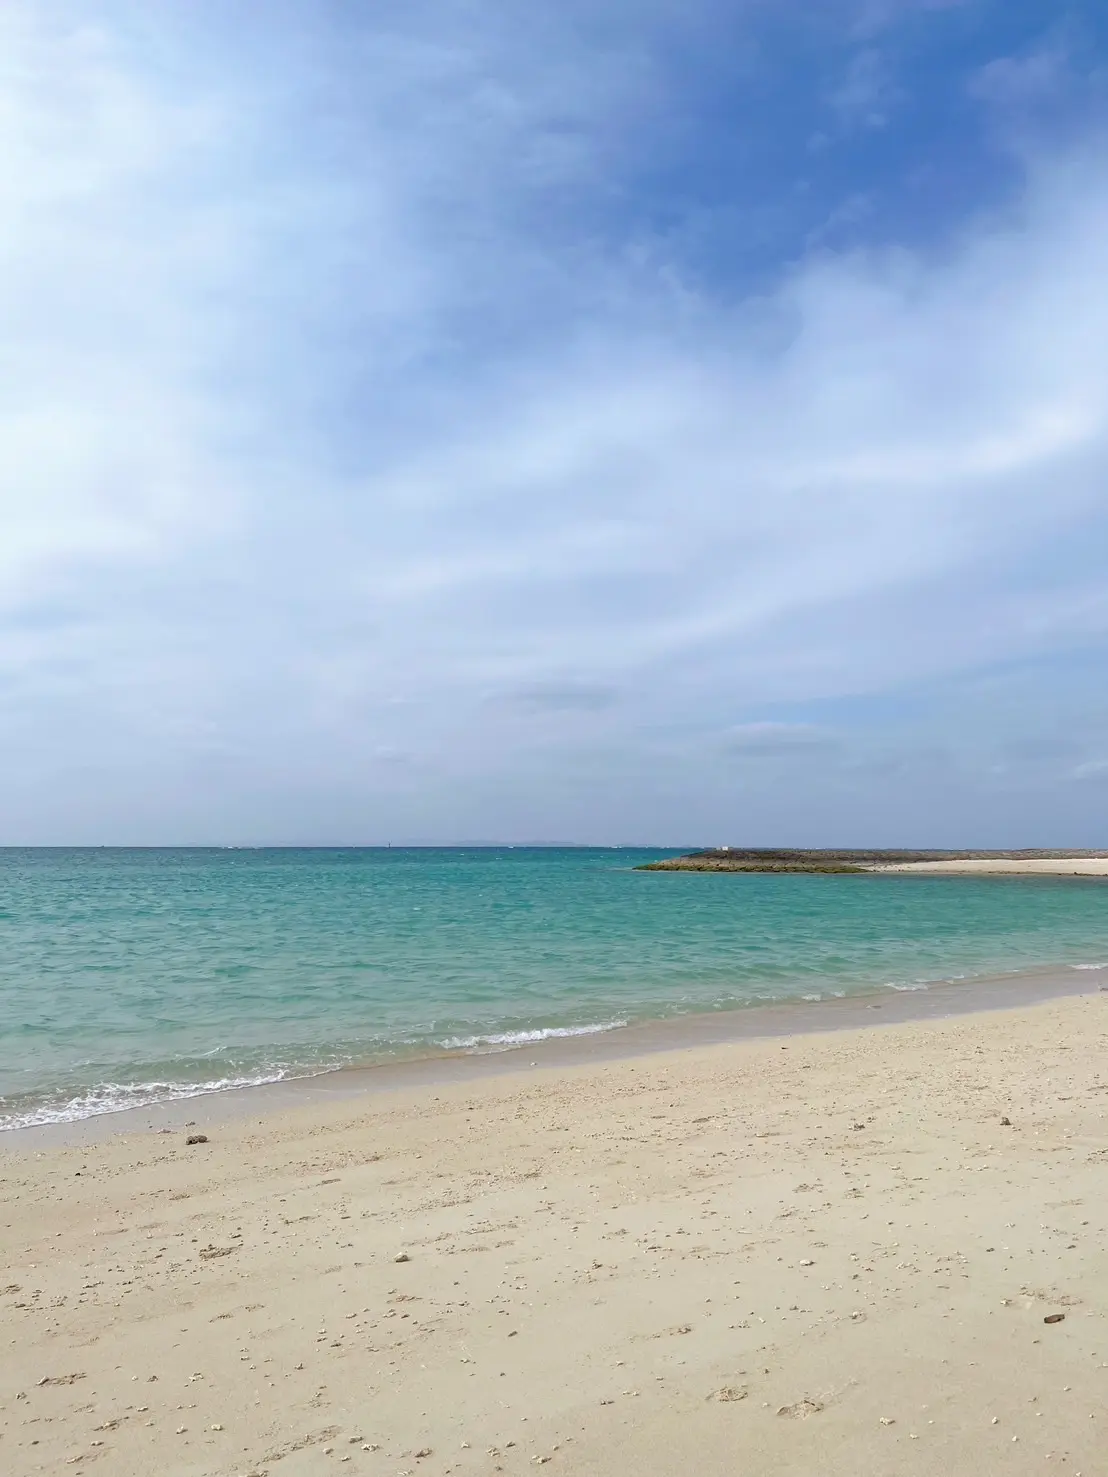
<box><xmin>0</xmin><ymin>1069</ymin><xmax>310</xmax><ymax>1132</ymax></box>
<box><xmin>438</xmin><ymin>1020</ymin><xmax>628</xmax><ymax>1051</ymax></box>
<box><xmin>1</xmin><ymin>1023</ymin><xmax>632</xmax><ymax>1128</ymax></box>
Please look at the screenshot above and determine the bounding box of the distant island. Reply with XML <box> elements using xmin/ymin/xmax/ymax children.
<box><xmin>637</xmin><ymin>848</ymin><xmax>1108</xmax><ymax>874</ymax></box>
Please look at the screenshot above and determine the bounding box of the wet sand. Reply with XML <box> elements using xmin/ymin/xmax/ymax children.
<box><xmin>2</xmin><ymin>986</ymin><xmax>1108</xmax><ymax>1477</ymax></box>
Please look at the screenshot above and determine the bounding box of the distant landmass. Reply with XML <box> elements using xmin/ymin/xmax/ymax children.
<box><xmin>637</xmin><ymin>848</ymin><xmax>1108</xmax><ymax>874</ymax></box>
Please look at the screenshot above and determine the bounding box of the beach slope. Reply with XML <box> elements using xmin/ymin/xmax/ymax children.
<box><xmin>2</xmin><ymin>995</ymin><xmax>1107</xmax><ymax>1476</ymax></box>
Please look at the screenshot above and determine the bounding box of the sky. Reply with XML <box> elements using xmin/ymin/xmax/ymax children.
<box><xmin>2</xmin><ymin>0</ymin><xmax>1108</xmax><ymax>846</ymax></box>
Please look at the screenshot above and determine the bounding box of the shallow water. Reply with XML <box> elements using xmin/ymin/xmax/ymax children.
<box><xmin>2</xmin><ymin>846</ymin><xmax>1106</xmax><ymax>1128</ymax></box>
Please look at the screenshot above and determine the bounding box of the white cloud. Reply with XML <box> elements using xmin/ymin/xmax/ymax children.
<box><xmin>829</xmin><ymin>47</ymin><xmax>901</xmax><ymax>129</ymax></box>
<box><xmin>726</xmin><ymin>723</ymin><xmax>840</xmax><ymax>755</ymax></box>
<box><xmin>0</xmin><ymin>9</ymin><xmax>249</xmax><ymax>601</ymax></box>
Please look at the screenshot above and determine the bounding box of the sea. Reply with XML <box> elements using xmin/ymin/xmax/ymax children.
<box><xmin>2</xmin><ymin>846</ymin><xmax>1106</xmax><ymax>1130</ymax></box>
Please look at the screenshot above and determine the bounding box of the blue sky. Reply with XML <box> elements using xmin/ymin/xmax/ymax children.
<box><xmin>2</xmin><ymin>0</ymin><xmax>1108</xmax><ymax>844</ymax></box>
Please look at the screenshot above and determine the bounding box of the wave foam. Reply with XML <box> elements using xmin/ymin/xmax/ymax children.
<box><xmin>438</xmin><ymin>1020</ymin><xmax>627</xmax><ymax>1052</ymax></box>
<box><xmin>1071</xmin><ymin>962</ymin><xmax>1108</xmax><ymax>970</ymax></box>
<box><xmin>0</xmin><ymin>1069</ymin><xmax>299</xmax><ymax>1132</ymax></box>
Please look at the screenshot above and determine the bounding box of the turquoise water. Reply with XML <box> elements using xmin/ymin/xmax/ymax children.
<box><xmin>1</xmin><ymin>847</ymin><xmax>1106</xmax><ymax>1129</ymax></box>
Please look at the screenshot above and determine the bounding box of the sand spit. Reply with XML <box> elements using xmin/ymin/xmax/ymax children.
<box><xmin>3</xmin><ymin>994</ymin><xmax>1108</xmax><ymax>1476</ymax></box>
<box><xmin>869</xmin><ymin>857</ymin><xmax>1108</xmax><ymax>875</ymax></box>
<box><xmin>640</xmin><ymin>848</ymin><xmax>1108</xmax><ymax>874</ymax></box>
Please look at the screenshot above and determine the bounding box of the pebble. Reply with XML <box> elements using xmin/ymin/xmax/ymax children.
<box><xmin>185</xmin><ymin>1134</ymin><xmax>208</xmax><ymax>1146</ymax></box>
<box><xmin>394</xmin><ymin>1253</ymin><xmax>411</xmax><ymax>1264</ymax></box>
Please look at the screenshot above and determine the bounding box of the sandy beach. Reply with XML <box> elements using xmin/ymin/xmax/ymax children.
<box><xmin>3</xmin><ymin>991</ymin><xmax>1108</xmax><ymax>1477</ymax></box>
<box><xmin>869</xmin><ymin>859</ymin><xmax>1108</xmax><ymax>875</ymax></box>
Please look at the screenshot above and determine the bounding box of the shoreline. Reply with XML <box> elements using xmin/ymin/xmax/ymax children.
<box><xmin>7</xmin><ymin>956</ymin><xmax>1106</xmax><ymax>1149</ymax></box>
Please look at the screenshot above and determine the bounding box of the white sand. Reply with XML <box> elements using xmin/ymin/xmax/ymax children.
<box><xmin>2</xmin><ymin>994</ymin><xmax>1107</xmax><ymax>1476</ymax></box>
<box><xmin>868</xmin><ymin>858</ymin><xmax>1108</xmax><ymax>874</ymax></box>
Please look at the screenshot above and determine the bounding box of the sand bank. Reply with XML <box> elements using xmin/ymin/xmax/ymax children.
<box><xmin>3</xmin><ymin>992</ymin><xmax>1108</xmax><ymax>1476</ymax></box>
<box><xmin>868</xmin><ymin>858</ymin><xmax>1108</xmax><ymax>875</ymax></box>
<box><xmin>639</xmin><ymin>849</ymin><xmax>1108</xmax><ymax>874</ymax></box>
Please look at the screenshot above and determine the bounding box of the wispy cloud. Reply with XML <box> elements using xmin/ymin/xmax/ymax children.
<box><xmin>1072</xmin><ymin>758</ymin><xmax>1108</xmax><ymax>782</ymax></box>
<box><xmin>493</xmin><ymin>683</ymin><xmax>621</xmax><ymax>715</ymax></box>
<box><xmin>829</xmin><ymin>47</ymin><xmax>901</xmax><ymax>129</ymax></box>
<box><xmin>726</xmin><ymin>723</ymin><xmax>841</xmax><ymax>756</ymax></box>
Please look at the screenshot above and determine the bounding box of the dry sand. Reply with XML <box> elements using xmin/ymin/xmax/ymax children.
<box><xmin>3</xmin><ymin>994</ymin><xmax>1108</xmax><ymax>1477</ymax></box>
<box><xmin>869</xmin><ymin>858</ymin><xmax>1108</xmax><ymax>875</ymax></box>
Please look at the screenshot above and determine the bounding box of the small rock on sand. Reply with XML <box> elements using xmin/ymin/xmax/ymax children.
<box><xmin>394</xmin><ymin>1252</ymin><xmax>411</xmax><ymax>1264</ymax></box>
<box><xmin>186</xmin><ymin>1134</ymin><xmax>208</xmax><ymax>1146</ymax></box>
<box><xmin>1044</xmin><ymin>1313</ymin><xmax>1065</xmax><ymax>1324</ymax></box>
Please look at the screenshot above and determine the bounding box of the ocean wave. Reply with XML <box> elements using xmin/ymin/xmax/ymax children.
<box><xmin>0</xmin><ymin>1069</ymin><xmax>302</xmax><ymax>1132</ymax></box>
<box><xmin>437</xmin><ymin>1020</ymin><xmax>628</xmax><ymax>1051</ymax></box>
<box><xmin>1071</xmin><ymin>962</ymin><xmax>1108</xmax><ymax>970</ymax></box>
<box><xmin>882</xmin><ymin>980</ymin><xmax>932</xmax><ymax>992</ymax></box>
<box><xmin>0</xmin><ymin>1021</ymin><xmax>633</xmax><ymax>1128</ymax></box>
